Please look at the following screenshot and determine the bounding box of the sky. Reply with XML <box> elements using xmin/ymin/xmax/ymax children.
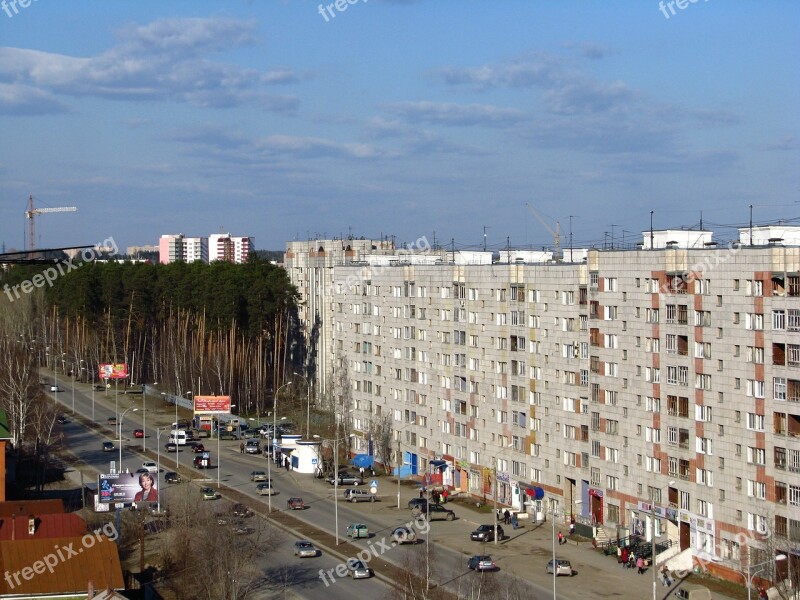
<box><xmin>0</xmin><ymin>0</ymin><xmax>798</xmax><ymax>254</ymax></box>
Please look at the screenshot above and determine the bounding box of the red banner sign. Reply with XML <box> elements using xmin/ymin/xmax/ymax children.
<box><xmin>99</xmin><ymin>363</ymin><xmax>128</xmax><ymax>380</ymax></box>
<box><xmin>194</xmin><ymin>395</ymin><xmax>232</xmax><ymax>414</ymax></box>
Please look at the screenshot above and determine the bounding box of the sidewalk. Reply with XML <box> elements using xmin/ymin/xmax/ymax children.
<box><xmin>396</xmin><ymin>480</ymin><xmax>741</xmax><ymax>600</ymax></box>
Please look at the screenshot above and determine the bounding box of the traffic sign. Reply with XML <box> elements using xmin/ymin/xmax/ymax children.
<box><xmin>370</xmin><ymin>480</ymin><xmax>378</xmax><ymax>488</ymax></box>
<box><xmin>370</xmin><ymin>486</ymin><xmax>377</xmax><ymax>494</ymax></box>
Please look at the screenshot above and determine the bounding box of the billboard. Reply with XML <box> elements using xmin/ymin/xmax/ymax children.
<box><xmin>194</xmin><ymin>395</ymin><xmax>232</xmax><ymax>414</ymax></box>
<box><xmin>99</xmin><ymin>363</ymin><xmax>129</xmax><ymax>380</ymax></box>
<box><xmin>98</xmin><ymin>472</ymin><xmax>158</xmax><ymax>504</ymax></box>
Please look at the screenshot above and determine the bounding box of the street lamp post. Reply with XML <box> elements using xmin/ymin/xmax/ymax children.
<box><xmin>273</xmin><ymin>382</ymin><xmax>293</xmax><ymax>455</ymax></box>
<box><xmin>119</xmin><ymin>407</ymin><xmax>139</xmax><ymax>470</ymax></box>
<box><xmin>91</xmin><ymin>365</ymin><xmax>95</xmax><ymax>422</ymax></box>
<box><xmin>71</xmin><ymin>361</ymin><xmax>76</xmax><ymax>414</ymax></box>
<box><xmin>551</xmin><ymin>500</ymin><xmax>559</xmax><ymax>600</ymax></box>
<box><xmin>742</xmin><ymin>556</ymin><xmax>787</xmax><ymax>600</ymax></box>
<box><xmin>293</xmin><ymin>372</ymin><xmax>312</xmax><ymax>439</ymax></box>
<box><xmin>650</xmin><ymin>481</ymin><xmax>675</xmax><ymax>600</ymax></box>
<box><xmin>156</xmin><ymin>427</ymin><xmax>168</xmax><ymax>514</ymax></box>
<box><xmin>333</xmin><ymin>433</ymin><xmax>355</xmax><ymax>546</ymax></box>
<box><xmin>218</xmin><ymin>404</ymin><xmax>236</xmax><ymax>488</ymax></box>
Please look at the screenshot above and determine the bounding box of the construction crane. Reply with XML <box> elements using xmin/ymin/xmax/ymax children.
<box><xmin>525</xmin><ymin>202</ymin><xmax>561</xmax><ymax>258</ymax></box>
<box><xmin>25</xmin><ymin>195</ymin><xmax>77</xmax><ymax>252</ymax></box>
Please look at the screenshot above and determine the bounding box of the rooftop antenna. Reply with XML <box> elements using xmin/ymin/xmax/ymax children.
<box><xmin>749</xmin><ymin>204</ymin><xmax>753</xmax><ymax>246</ymax></box>
<box><xmin>699</xmin><ymin>211</ymin><xmax>703</xmax><ymax>231</ymax></box>
<box><xmin>483</xmin><ymin>225</ymin><xmax>489</xmax><ymax>251</ymax></box>
<box><xmin>568</xmin><ymin>216</ymin><xmax>576</xmax><ymax>261</ymax></box>
<box><xmin>650</xmin><ymin>211</ymin><xmax>654</xmax><ymax>249</ymax></box>
<box><xmin>610</xmin><ymin>224</ymin><xmax>618</xmax><ymax>250</ymax></box>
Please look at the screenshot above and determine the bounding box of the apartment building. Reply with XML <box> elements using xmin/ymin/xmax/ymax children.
<box><xmin>209</xmin><ymin>233</ymin><xmax>253</xmax><ymax>263</ymax></box>
<box><xmin>158</xmin><ymin>233</ymin><xmax>208</xmax><ymax>264</ymax></box>
<box><xmin>284</xmin><ymin>237</ymin><xmax>397</xmax><ymax>395</ymax></box>
<box><xmin>328</xmin><ymin>226</ymin><xmax>800</xmax><ymax>582</ymax></box>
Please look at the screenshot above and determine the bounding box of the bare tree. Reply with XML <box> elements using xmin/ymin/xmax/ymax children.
<box><xmin>26</xmin><ymin>394</ymin><xmax>61</xmax><ymax>491</ymax></box>
<box><xmin>371</xmin><ymin>414</ymin><xmax>395</xmax><ymax>475</ymax></box>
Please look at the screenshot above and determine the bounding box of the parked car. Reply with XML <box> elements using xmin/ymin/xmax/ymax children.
<box><xmin>133</xmin><ymin>429</ymin><xmax>144</xmax><ymax>438</ymax></box>
<box><xmin>232</xmin><ymin>503</ymin><xmax>254</xmax><ymax>518</ymax></box>
<box><xmin>346</xmin><ymin>523</ymin><xmax>369</xmax><ymax>539</ymax></box>
<box><xmin>244</xmin><ymin>439</ymin><xmax>261</xmax><ymax>454</ymax></box>
<box><xmin>256</xmin><ymin>482</ymin><xmax>277</xmax><ymax>496</ymax></box>
<box><xmin>201</xmin><ymin>487</ymin><xmax>219</xmax><ymax>501</ymax></box>
<box><xmin>93</xmin><ymin>384</ymin><xmax>106</xmax><ymax>391</ymax></box>
<box><xmin>232</xmin><ymin>522</ymin><xmax>254</xmax><ymax>535</ymax></box>
<box><xmin>346</xmin><ymin>559</ymin><xmax>373</xmax><ymax>579</ymax></box>
<box><xmin>141</xmin><ymin>461</ymin><xmax>158</xmax><ymax>473</ymax></box>
<box><xmin>102</xmin><ymin>441</ymin><xmax>115</xmax><ymax>452</ymax></box>
<box><xmin>471</xmin><ymin>524</ymin><xmax>503</xmax><ymax>542</ymax></box>
<box><xmin>165</xmin><ymin>442</ymin><xmax>178</xmax><ymax>453</ymax></box>
<box><xmin>329</xmin><ymin>472</ymin><xmax>361</xmax><ymax>486</ymax></box>
<box><xmin>392</xmin><ymin>526</ymin><xmax>417</xmax><ymax>545</ymax></box>
<box><xmin>106</xmin><ymin>417</ymin><xmax>117</xmax><ymax>426</ymax></box>
<box><xmin>250</xmin><ymin>470</ymin><xmax>268</xmax><ymax>482</ymax></box>
<box><xmin>287</xmin><ymin>497</ymin><xmax>306</xmax><ymax>510</ymax></box>
<box><xmin>408</xmin><ymin>497</ymin><xmax>428</xmax><ymax>510</ymax></box>
<box><xmin>468</xmin><ymin>555</ymin><xmax>497</xmax><ymax>572</ymax></box>
<box><xmin>416</xmin><ymin>504</ymin><xmax>456</xmax><ymax>521</ymax></box>
<box><xmin>164</xmin><ymin>471</ymin><xmax>181</xmax><ymax>484</ymax></box>
<box><xmin>344</xmin><ymin>488</ymin><xmax>376</xmax><ymax>503</ymax></box>
<box><xmin>56</xmin><ymin>415</ymin><xmax>69</xmax><ymax>424</ymax></box>
<box><xmin>293</xmin><ymin>540</ymin><xmax>319</xmax><ymax>558</ymax></box>
<box><xmin>545</xmin><ymin>559</ymin><xmax>574</xmax><ymax>577</ymax></box>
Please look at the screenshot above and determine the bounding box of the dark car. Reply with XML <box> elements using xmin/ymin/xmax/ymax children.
<box><xmin>93</xmin><ymin>384</ymin><xmax>106</xmax><ymax>391</ymax></box>
<box><xmin>329</xmin><ymin>472</ymin><xmax>361</xmax><ymax>486</ymax></box>
<box><xmin>191</xmin><ymin>443</ymin><xmax>205</xmax><ymax>453</ymax></box>
<box><xmin>232</xmin><ymin>503</ymin><xmax>254</xmax><ymax>518</ymax></box>
<box><xmin>414</xmin><ymin>503</ymin><xmax>456</xmax><ymax>521</ymax></box>
<box><xmin>468</xmin><ymin>555</ymin><xmax>497</xmax><ymax>571</ymax></box>
<box><xmin>471</xmin><ymin>524</ymin><xmax>504</xmax><ymax>542</ymax></box>
<box><xmin>164</xmin><ymin>471</ymin><xmax>181</xmax><ymax>484</ymax></box>
<box><xmin>408</xmin><ymin>498</ymin><xmax>429</xmax><ymax>510</ymax></box>
<box><xmin>133</xmin><ymin>429</ymin><xmax>144</xmax><ymax>438</ymax></box>
<box><xmin>56</xmin><ymin>415</ymin><xmax>69</xmax><ymax>424</ymax></box>
<box><xmin>193</xmin><ymin>455</ymin><xmax>211</xmax><ymax>469</ymax></box>
<box><xmin>102</xmin><ymin>441</ymin><xmax>115</xmax><ymax>452</ymax></box>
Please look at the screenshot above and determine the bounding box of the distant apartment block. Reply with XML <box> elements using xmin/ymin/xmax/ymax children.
<box><xmin>291</xmin><ymin>226</ymin><xmax>800</xmax><ymax>584</ymax></box>
<box><xmin>126</xmin><ymin>244</ymin><xmax>158</xmax><ymax>257</ymax></box>
<box><xmin>209</xmin><ymin>233</ymin><xmax>253</xmax><ymax>264</ymax></box>
<box><xmin>158</xmin><ymin>234</ymin><xmax>208</xmax><ymax>264</ymax></box>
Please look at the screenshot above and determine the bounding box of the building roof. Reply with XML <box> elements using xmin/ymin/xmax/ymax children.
<box><xmin>0</xmin><ymin>512</ymin><xmax>87</xmax><ymax>541</ymax></box>
<box><xmin>0</xmin><ymin>500</ymin><xmax>64</xmax><ymax>518</ymax></box>
<box><xmin>0</xmin><ymin>536</ymin><xmax>124</xmax><ymax>595</ymax></box>
<box><xmin>0</xmin><ymin>410</ymin><xmax>11</xmax><ymax>440</ymax></box>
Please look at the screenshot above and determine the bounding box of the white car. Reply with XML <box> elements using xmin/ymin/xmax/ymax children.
<box><xmin>49</xmin><ymin>385</ymin><xmax>62</xmax><ymax>392</ymax></box>
<box><xmin>142</xmin><ymin>461</ymin><xmax>158</xmax><ymax>473</ymax></box>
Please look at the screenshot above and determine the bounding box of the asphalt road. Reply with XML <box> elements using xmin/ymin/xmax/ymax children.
<box><xmin>46</xmin><ymin>376</ymin><xmax>600</xmax><ymax>600</ymax></box>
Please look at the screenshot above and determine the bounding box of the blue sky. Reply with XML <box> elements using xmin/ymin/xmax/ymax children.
<box><xmin>1</xmin><ymin>0</ymin><xmax>798</xmax><ymax>253</ymax></box>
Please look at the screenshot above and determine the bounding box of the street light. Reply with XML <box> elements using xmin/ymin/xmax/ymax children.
<box><xmin>650</xmin><ymin>480</ymin><xmax>675</xmax><ymax>600</ymax></box>
<box><xmin>273</xmin><ymin>382</ymin><xmax>293</xmax><ymax>460</ymax></box>
<box><xmin>218</xmin><ymin>404</ymin><xmax>236</xmax><ymax>488</ymax></box>
<box><xmin>551</xmin><ymin>499</ymin><xmax>560</xmax><ymax>600</ymax></box>
<box><xmin>156</xmin><ymin>427</ymin><xmax>168</xmax><ymax>514</ymax></box>
<box><xmin>741</xmin><ymin>555</ymin><xmax>787</xmax><ymax>600</ymax></box>
<box><xmin>118</xmin><ymin>407</ymin><xmax>139</xmax><ymax>470</ymax></box>
<box><xmin>333</xmin><ymin>433</ymin><xmax>356</xmax><ymax>546</ymax></box>
<box><xmin>293</xmin><ymin>372</ymin><xmax>311</xmax><ymax>439</ymax></box>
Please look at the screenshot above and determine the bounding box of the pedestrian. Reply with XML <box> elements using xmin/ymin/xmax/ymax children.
<box><xmin>240</xmin><ymin>442</ymin><xmax>244</xmax><ymax>454</ymax></box>
<box><xmin>628</xmin><ymin>551</ymin><xmax>636</xmax><ymax>570</ymax></box>
<box><xmin>359</xmin><ymin>466</ymin><xmax>365</xmax><ymax>482</ymax></box>
<box><xmin>636</xmin><ymin>556</ymin><xmax>645</xmax><ymax>575</ymax></box>
<box><xmin>620</xmin><ymin>547</ymin><xmax>628</xmax><ymax>567</ymax></box>
<box><xmin>558</xmin><ymin>532</ymin><xmax>564</xmax><ymax>545</ymax></box>
<box><xmin>660</xmin><ymin>565</ymin><xmax>672</xmax><ymax>587</ymax></box>
<box><xmin>759</xmin><ymin>588</ymin><xmax>768</xmax><ymax>600</ymax></box>
<box><xmin>284</xmin><ymin>457</ymin><xmax>289</xmax><ymax>471</ymax></box>
<box><xmin>511</xmin><ymin>514</ymin><xmax>519</xmax><ymax>529</ymax></box>
<box><xmin>432</xmin><ymin>490</ymin><xmax>440</xmax><ymax>505</ymax></box>
<box><xmin>419</xmin><ymin>488</ymin><xmax>424</xmax><ymax>499</ymax></box>
<box><xmin>503</xmin><ymin>509</ymin><xmax>511</xmax><ymax>525</ymax></box>
<box><xmin>442</xmin><ymin>489</ymin><xmax>448</xmax><ymax>503</ymax></box>
<box><xmin>569</xmin><ymin>520</ymin><xmax>575</xmax><ymax>536</ymax></box>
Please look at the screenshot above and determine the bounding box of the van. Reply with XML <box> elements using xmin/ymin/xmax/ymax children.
<box><xmin>245</xmin><ymin>439</ymin><xmax>261</xmax><ymax>454</ymax></box>
<box><xmin>344</xmin><ymin>488</ymin><xmax>376</xmax><ymax>503</ymax></box>
<box><xmin>674</xmin><ymin>584</ymin><xmax>712</xmax><ymax>600</ymax></box>
<box><xmin>169</xmin><ymin>429</ymin><xmax>189</xmax><ymax>445</ymax></box>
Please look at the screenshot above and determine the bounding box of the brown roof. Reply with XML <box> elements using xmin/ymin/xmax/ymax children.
<box><xmin>0</xmin><ymin>512</ymin><xmax>87</xmax><ymax>540</ymax></box>
<box><xmin>0</xmin><ymin>536</ymin><xmax>124</xmax><ymax>595</ymax></box>
<box><xmin>0</xmin><ymin>499</ymin><xmax>64</xmax><ymax>517</ymax></box>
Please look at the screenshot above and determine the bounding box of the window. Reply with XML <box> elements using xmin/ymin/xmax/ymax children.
<box><xmin>695</xmin><ymin>405</ymin><xmax>712</xmax><ymax>422</ymax></box>
<box><xmin>747</xmin><ymin>480</ymin><xmax>766</xmax><ymax>500</ymax></box>
<box><xmin>746</xmin><ymin>413</ymin><xmax>765</xmax><ymax>431</ymax></box>
<box><xmin>747</xmin><ymin>447</ymin><xmax>766</xmax><ymax>465</ymax></box>
<box><xmin>747</xmin><ymin>379</ymin><xmax>765</xmax><ymax>398</ymax></box>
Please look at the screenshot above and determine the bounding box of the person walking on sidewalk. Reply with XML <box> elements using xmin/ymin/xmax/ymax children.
<box><xmin>660</xmin><ymin>565</ymin><xmax>673</xmax><ymax>587</ymax></box>
<box><xmin>636</xmin><ymin>556</ymin><xmax>645</xmax><ymax>575</ymax></box>
<box><xmin>503</xmin><ymin>509</ymin><xmax>511</xmax><ymax>525</ymax></box>
<box><xmin>557</xmin><ymin>532</ymin><xmax>564</xmax><ymax>545</ymax></box>
<box><xmin>628</xmin><ymin>551</ymin><xmax>636</xmax><ymax>570</ymax></box>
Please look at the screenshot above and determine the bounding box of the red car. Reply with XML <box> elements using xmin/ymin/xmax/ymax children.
<box><xmin>287</xmin><ymin>497</ymin><xmax>306</xmax><ymax>510</ymax></box>
<box><xmin>133</xmin><ymin>429</ymin><xmax>144</xmax><ymax>438</ymax></box>
<box><xmin>192</xmin><ymin>443</ymin><xmax>205</xmax><ymax>453</ymax></box>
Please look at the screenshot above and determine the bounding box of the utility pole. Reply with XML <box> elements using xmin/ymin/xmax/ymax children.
<box><xmin>749</xmin><ymin>204</ymin><xmax>753</xmax><ymax>246</ymax></box>
<box><xmin>650</xmin><ymin>211</ymin><xmax>654</xmax><ymax>249</ymax></box>
<box><xmin>568</xmin><ymin>216</ymin><xmax>575</xmax><ymax>262</ymax></box>
<box><xmin>483</xmin><ymin>226</ymin><xmax>489</xmax><ymax>251</ymax></box>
